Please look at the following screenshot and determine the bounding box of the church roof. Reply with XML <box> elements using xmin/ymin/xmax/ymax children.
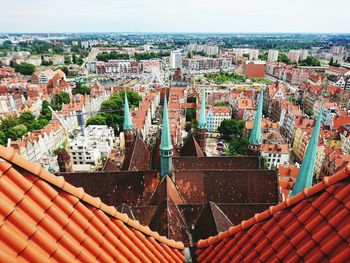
<box><xmin>193</xmin><ymin>202</ymin><xmax>233</xmax><ymax>242</ymax></box>
<box><xmin>195</xmin><ymin>165</ymin><xmax>350</xmax><ymax>262</ymax></box>
<box><xmin>122</xmin><ymin>132</ymin><xmax>151</xmax><ymax>171</ymax></box>
<box><xmin>0</xmin><ymin>146</ymin><xmax>184</xmax><ymax>262</ymax></box>
<box><xmin>179</xmin><ymin>136</ymin><xmax>205</xmax><ymax>157</ymax></box>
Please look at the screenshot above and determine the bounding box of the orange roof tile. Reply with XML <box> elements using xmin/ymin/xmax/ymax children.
<box><xmin>261</xmin><ymin>144</ymin><xmax>289</xmax><ymax>154</ymax></box>
<box><xmin>195</xmin><ymin>165</ymin><xmax>350</xmax><ymax>262</ymax></box>
<box><xmin>333</xmin><ymin>115</ymin><xmax>350</xmax><ymax>130</ymax></box>
<box><xmin>0</xmin><ymin>146</ymin><xmax>184</xmax><ymax>262</ymax></box>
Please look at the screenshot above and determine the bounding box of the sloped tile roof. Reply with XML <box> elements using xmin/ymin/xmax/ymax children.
<box><xmin>0</xmin><ymin>146</ymin><xmax>185</xmax><ymax>262</ymax></box>
<box><xmin>195</xmin><ymin>165</ymin><xmax>350</xmax><ymax>262</ymax></box>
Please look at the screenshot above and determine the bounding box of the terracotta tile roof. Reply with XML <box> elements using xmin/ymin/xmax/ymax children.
<box><xmin>195</xmin><ymin>165</ymin><xmax>350</xmax><ymax>262</ymax></box>
<box><xmin>327</xmin><ymin>66</ymin><xmax>349</xmax><ymax>75</ymax></box>
<box><xmin>209</xmin><ymin>106</ymin><xmax>231</xmax><ymax>115</ymax></box>
<box><xmin>237</xmin><ymin>98</ymin><xmax>254</xmax><ymax>109</ymax></box>
<box><xmin>0</xmin><ymin>146</ymin><xmax>185</xmax><ymax>262</ymax></box>
<box><xmin>261</xmin><ymin>143</ymin><xmax>289</xmax><ymax>154</ymax></box>
<box><xmin>333</xmin><ymin>115</ymin><xmax>350</xmax><ymax>130</ymax></box>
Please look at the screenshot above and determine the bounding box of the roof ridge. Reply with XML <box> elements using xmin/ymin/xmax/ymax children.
<box><xmin>0</xmin><ymin>145</ymin><xmax>184</xmax><ymax>249</ymax></box>
<box><xmin>196</xmin><ymin>164</ymin><xmax>350</xmax><ymax>248</ymax></box>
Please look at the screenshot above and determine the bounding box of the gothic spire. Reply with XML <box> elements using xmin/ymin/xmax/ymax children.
<box><xmin>290</xmin><ymin>103</ymin><xmax>323</xmax><ymax>197</ymax></box>
<box><xmin>123</xmin><ymin>92</ymin><xmax>133</xmax><ymax>131</ymax></box>
<box><xmin>249</xmin><ymin>90</ymin><xmax>264</xmax><ymax>145</ymax></box>
<box><xmin>197</xmin><ymin>89</ymin><xmax>207</xmax><ymax>129</ymax></box>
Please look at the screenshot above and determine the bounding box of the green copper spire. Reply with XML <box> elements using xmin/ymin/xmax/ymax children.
<box><xmin>290</xmin><ymin>103</ymin><xmax>323</xmax><ymax>197</ymax></box>
<box><xmin>160</xmin><ymin>94</ymin><xmax>173</xmax><ymax>177</ymax></box>
<box><xmin>197</xmin><ymin>89</ymin><xmax>207</xmax><ymax>129</ymax></box>
<box><xmin>249</xmin><ymin>90</ymin><xmax>264</xmax><ymax>145</ymax></box>
<box><xmin>123</xmin><ymin>92</ymin><xmax>133</xmax><ymax>131</ymax></box>
<box><xmin>160</xmin><ymin>95</ymin><xmax>173</xmax><ymax>151</ymax></box>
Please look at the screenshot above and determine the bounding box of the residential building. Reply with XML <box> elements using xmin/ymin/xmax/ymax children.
<box><xmin>70</xmin><ymin>125</ymin><xmax>114</xmax><ymax>170</ymax></box>
<box><xmin>288</xmin><ymin>50</ymin><xmax>301</xmax><ymax>63</ymax></box>
<box><xmin>249</xmin><ymin>49</ymin><xmax>259</xmax><ymax>61</ymax></box>
<box><xmin>170</xmin><ymin>50</ymin><xmax>182</xmax><ymax>69</ymax></box>
<box><xmin>261</xmin><ymin>144</ymin><xmax>290</xmax><ymax>169</ymax></box>
<box><xmin>267</xmin><ymin>50</ymin><xmax>279</xmax><ymax>62</ymax></box>
<box><xmin>300</xmin><ymin>49</ymin><xmax>309</xmax><ymax>61</ymax></box>
<box><xmin>243</xmin><ymin>60</ymin><xmax>266</xmax><ymax>78</ymax></box>
<box><xmin>206</xmin><ymin>106</ymin><xmax>232</xmax><ymax>132</ymax></box>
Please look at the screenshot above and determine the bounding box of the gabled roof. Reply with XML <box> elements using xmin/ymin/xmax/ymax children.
<box><xmin>0</xmin><ymin>146</ymin><xmax>184</xmax><ymax>262</ymax></box>
<box><xmin>194</xmin><ymin>202</ymin><xmax>233</xmax><ymax>242</ymax></box>
<box><xmin>122</xmin><ymin>132</ymin><xmax>151</xmax><ymax>171</ymax></box>
<box><xmin>195</xmin><ymin>165</ymin><xmax>350</xmax><ymax>262</ymax></box>
<box><xmin>180</xmin><ymin>136</ymin><xmax>205</xmax><ymax>157</ymax></box>
<box><xmin>148</xmin><ymin>176</ymin><xmax>190</xmax><ymax>245</ymax></box>
<box><xmin>149</xmin><ymin>175</ymin><xmax>185</xmax><ymax>206</ymax></box>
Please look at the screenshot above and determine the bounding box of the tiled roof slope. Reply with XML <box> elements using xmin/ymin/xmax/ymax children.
<box><xmin>0</xmin><ymin>146</ymin><xmax>185</xmax><ymax>262</ymax></box>
<box><xmin>195</xmin><ymin>165</ymin><xmax>350</xmax><ymax>262</ymax></box>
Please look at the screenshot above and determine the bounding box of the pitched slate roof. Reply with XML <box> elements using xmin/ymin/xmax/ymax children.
<box><xmin>0</xmin><ymin>146</ymin><xmax>185</xmax><ymax>262</ymax></box>
<box><xmin>193</xmin><ymin>202</ymin><xmax>233</xmax><ymax>242</ymax></box>
<box><xmin>179</xmin><ymin>136</ymin><xmax>205</xmax><ymax>157</ymax></box>
<box><xmin>195</xmin><ymin>165</ymin><xmax>350</xmax><ymax>262</ymax></box>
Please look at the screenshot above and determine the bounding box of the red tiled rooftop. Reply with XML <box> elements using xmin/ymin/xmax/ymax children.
<box><xmin>195</xmin><ymin>165</ymin><xmax>350</xmax><ymax>262</ymax></box>
<box><xmin>0</xmin><ymin>146</ymin><xmax>184</xmax><ymax>262</ymax></box>
<box><xmin>327</xmin><ymin>66</ymin><xmax>349</xmax><ymax>75</ymax></box>
<box><xmin>333</xmin><ymin>115</ymin><xmax>350</xmax><ymax>130</ymax></box>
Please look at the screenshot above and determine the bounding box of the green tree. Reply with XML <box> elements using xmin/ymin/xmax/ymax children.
<box><xmin>72</xmin><ymin>53</ymin><xmax>77</xmax><ymax>64</ymax></box>
<box><xmin>258</xmin><ymin>53</ymin><xmax>268</xmax><ymax>61</ymax></box>
<box><xmin>187</xmin><ymin>96</ymin><xmax>196</xmax><ymax>103</ymax></box>
<box><xmin>77</xmin><ymin>57</ymin><xmax>84</xmax><ymax>66</ymax></box>
<box><xmin>8</xmin><ymin>124</ymin><xmax>28</xmax><ymax>140</ymax></box>
<box><xmin>299</xmin><ymin>56</ymin><xmax>320</xmax><ymax>66</ymax></box>
<box><xmin>60</xmin><ymin>91</ymin><xmax>70</xmax><ymax>104</ymax></box>
<box><xmin>278</xmin><ymin>53</ymin><xmax>290</xmax><ymax>64</ymax></box>
<box><xmin>64</xmin><ymin>55</ymin><xmax>71</xmax><ymax>65</ymax></box>
<box><xmin>0</xmin><ymin>116</ymin><xmax>20</xmax><ymax>131</ymax></box>
<box><xmin>186</xmin><ymin>108</ymin><xmax>196</xmax><ymax>122</ymax></box>
<box><xmin>0</xmin><ymin>131</ymin><xmax>7</xmax><ymax>146</ymax></box>
<box><xmin>14</xmin><ymin>62</ymin><xmax>36</xmax><ymax>75</ymax></box>
<box><xmin>227</xmin><ymin>137</ymin><xmax>249</xmax><ymax>156</ymax></box>
<box><xmin>72</xmin><ymin>84</ymin><xmax>91</xmax><ymax>95</ymax></box>
<box><xmin>218</xmin><ymin>119</ymin><xmax>245</xmax><ymax>140</ymax></box>
<box><xmin>86</xmin><ymin>114</ymin><xmax>107</xmax><ymax>126</ymax></box>
<box><xmin>305</xmin><ymin>108</ymin><xmax>314</xmax><ymax>117</ymax></box>
<box><xmin>60</xmin><ymin>66</ymin><xmax>69</xmax><ymax>76</ymax></box>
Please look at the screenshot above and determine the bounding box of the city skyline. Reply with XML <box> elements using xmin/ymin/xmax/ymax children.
<box><xmin>1</xmin><ymin>0</ymin><xmax>349</xmax><ymax>33</ymax></box>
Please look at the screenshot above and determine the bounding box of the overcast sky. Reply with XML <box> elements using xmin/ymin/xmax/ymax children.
<box><xmin>1</xmin><ymin>0</ymin><xmax>349</xmax><ymax>33</ymax></box>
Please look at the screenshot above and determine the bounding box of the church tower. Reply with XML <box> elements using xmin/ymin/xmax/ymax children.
<box><xmin>123</xmin><ymin>92</ymin><xmax>135</xmax><ymax>151</ymax></box>
<box><xmin>290</xmin><ymin>103</ymin><xmax>323</xmax><ymax>196</ymax></box>
<box><xmin>160</xmin><ymin>95</ymin><xmax>173</xmax><ymax>178</ymax></box>
<box><xmin>196</xmin><ymin>89</ymin><xmax>207</xmax><ymax>154</ymax></box>
<box><xmin>248</xmin><ymin>90</ymin><xmax>264</xmax><ymax>156</ymax></box>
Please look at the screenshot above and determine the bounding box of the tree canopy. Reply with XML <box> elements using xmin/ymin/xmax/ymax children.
<box><xmin>72</xmin><ymin>82</ymin><xmax>91</xmax><ymax>95</ymax></box>
<box><xmin>85</xmin><ymin>90</ymin><xmax>142</xmax><ymax>134</ymax></box>
<box><xmin>218</xmin><ymin>119</ymin><xmax>248</xmax><ymax>156</ymax></box>
<box><xmin>14</xmin><ymin>62</ymin><xmax>36</xmax><ymax>75</ymax></box>
<box><xmin>96</xmin><ymin>51</ymin><xmax>130</xmax><ymax>62</ymax></box>
<box><xmin>299</xmin><ymin>56</ymin><xmax>321</xmax><ymax>66</ymax></box>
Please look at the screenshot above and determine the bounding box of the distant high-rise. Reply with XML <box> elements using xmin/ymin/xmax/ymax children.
<box><xmin>300</xmin><ymin>49</ymin><xmax>309</xmax><ymax>61</ymax></box>
<box><xmin>267</xmin><ymin>50</ymin><xmax>279</xmax><ymax>62</ymax></box>
<box><xmin>249</xmin><ymin>49</ymin><xmax>259</xmax><ymax>61</ymax></box>
<box><xmin>170</xmin><ymin>50</ymin><xmax>183</xmax><ymax>69</ymax></box>
<box><xmin>288</xmin><ymin>50</ymin><xmax>301</xmax><ymax>63</ymax></box>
